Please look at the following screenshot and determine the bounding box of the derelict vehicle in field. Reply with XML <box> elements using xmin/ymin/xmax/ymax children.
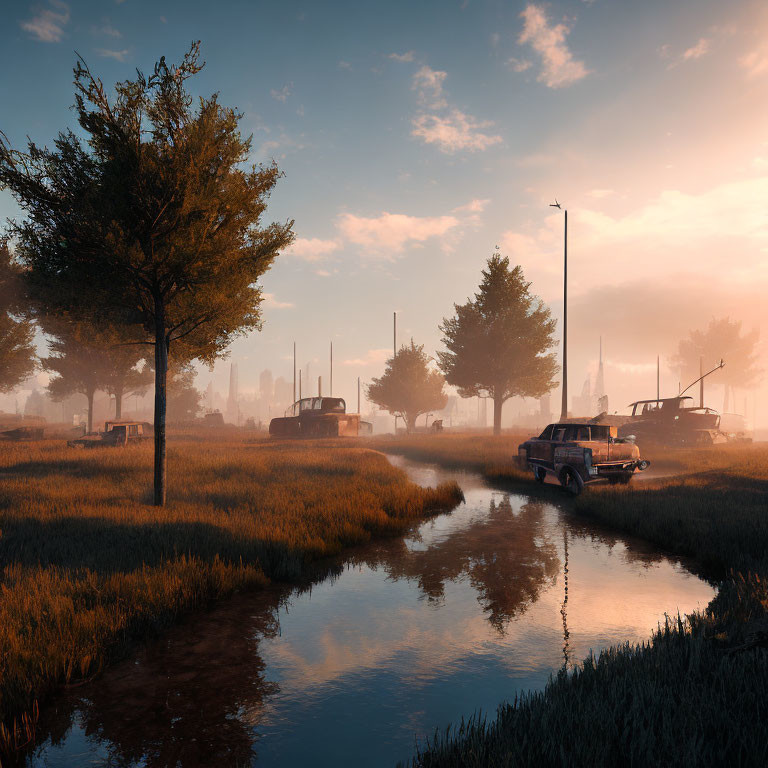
<box><xmin>269</xmin><ymin>397</ymin><xmax>371</xmax><ymax>438</ymax></box>
<box><xmin>67</xmin><ymin>421</ymin><xmax>150</xmax><ymax>448</ymax></box>
<box><xmin>618</xmin><ymin>360</ymin><xmax>729</xmax><ymax>446</ymax></box>
<box><xmin>519</xmin><ymin>422</ymin><xmax>649</xmax><ymax>495</ymax></box>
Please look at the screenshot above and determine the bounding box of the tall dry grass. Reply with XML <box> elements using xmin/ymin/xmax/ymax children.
<box><xmin>0</xmin><ymin>437</ymin><xmax>462</xmax><ymax>757</ymax></box>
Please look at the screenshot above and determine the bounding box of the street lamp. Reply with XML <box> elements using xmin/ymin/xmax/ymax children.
<box><xmin>550</xmin><ymin>199</ymin><xmax>568</xmax><ymax>421</ymax></box>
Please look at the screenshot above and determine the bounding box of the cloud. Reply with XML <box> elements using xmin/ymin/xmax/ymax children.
<box><xmin>286</xmin><ymin>237</ymin><xmax>339</xmax><ymax>262</ymax></box>
<box><xmin>96</xmin><ymin>48</ymin><xmax>129</xmax><ymax>61</ymax></box>
<box><xmin>342</xmin><ymin>349</ymin><xmax>391</xmax><ymax>367</ymax></box>
<box><xmin>337</xmin><ymin>211</ymin><xmax>460</xmax><ymax>253</ymax></box>
<box><xmin>518</xmin><ymin>4</ymin><xmax>590</xmax><ymax>88</ymax></box>
<box><xmin>411</xmin><ymin>109</ymin><xmax>502</xmax><ymax>153</ymax></box>
<box><xmin>587</xmin><ymin>188</ymin><xmax>615</xmax><ymax>199</ymax></box>
<box><xmin>389</xmin><ymin>51</ymin><xmax>415</xmax><ymax>63</ymax></box>
<box><xmin>412</xmin><ymin>65</ymin><xmax>448</xmax><ymax>108</ymax></box>
<box><xmin>500</xmin><ymin>175</ymin><xmax>768</xmax><ymax>301</ymax></box>
<box><xmin>20</xmin><ymin>0</ymin><xmax>70</xmax><ymax>42</ymax></box>
<box><xmin>663</xmin><ymin>37</ymin><xmax>712</xmax><ymax>69</ymax></box>
<box><xmin>262</xmin><ymin>293</ymin><xmax>294</xmax><ymax>309</ymax></box>
<box><xmin>452</xmin><ymin>199</ymin><xmax>490</xmax><ymax>214</ymax></box>
<box><xmin>270</xmin><ymin>83</ymin><xmax>293</xmax><ymax>103</ymax></box>
<box><xmin>258</xmin><ymin>133</ymin><xmax>306</xmax><ymax>159</ymax></box>
<box><xmin>338</xmin><ymin>60</ymin><xmax>352</xmax><ymax>70</ymax></box>
<box><xmin>409</xmin><ymin>65</ymin><xmax>501</xmax><ymax>153</ymax></box>
<box><xmin>507</xmin><ymin>57</ymin><xmax>533</xmax><ymax>73</ymax></box>
<box><xmin>741</xmin><ymin>43</ymin><xmax>768</xmax><ymax>78</ymax></box>
<box><xmin>682</xmin><ymin>37</ymin><xmax>711</xmax><ymax>61</ymax></box>
<box><xmin>91</xmin><ymin>20</ymin><xmax>121</xmax><ymax>37</ymax></box>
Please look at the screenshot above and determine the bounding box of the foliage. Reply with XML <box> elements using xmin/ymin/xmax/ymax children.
<box><xmin>438</xmin><ymin>254</ymin><xmax>558</xmax><ymax>434</ymax></box>
<box><xmin>101</xmin><ymin>339</ymin><xmax>153</xmax><ymax>420</ymax></box>
<box><xmin>670</xmin><ymin>317</ymin><xmax>762</xmax><ymax>404</ymax></box>
<box><xmin>367</xmin><ymin>340</ymin><xmax>447</xmax><ymax>431</ymax></box>
<box><xmin>41</xmin><ymin>319</ymin><xmax>110</xmax><ymax>433</ymax></box>
<box><xmin>167</xmin><ymin>362</ymin><xmax>202</xmax><ymax>422</ymax></box>
<box><xmin>0</xmin><ymin>438</ymin><xmax>463</xmax><ymax>756</ymax></box>
<box><xmin>0</xmin><ymin>43</ymin><xmax>294</xmax><ymax>504</ymax></box>
<box><xmin>0</xmin><ymin>242</ymin><xmax>36</xmax><ymax>392</ymax></box>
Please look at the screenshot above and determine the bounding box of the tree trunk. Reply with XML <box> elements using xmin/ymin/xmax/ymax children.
<box><xmin>87</xmin><ymin>389</ymin><xmax>95</xmax><ymax>434</ymax></box>
<box><xmin>115</xmin><ymin>386</ymin><xmax>123</xmax><ymax>419</ymax></box>
<box><xmin>493</xmin><ymin>394</ymin><xmax>503</xmax><ymax>436</ymax></box>
<box><xmin>153</xmin><ymin>299</ymin><xmax>168</xmax><ymax>506</ymax></box>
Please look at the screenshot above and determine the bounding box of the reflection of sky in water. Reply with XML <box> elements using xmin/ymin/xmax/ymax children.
<box><xmin>28</xmin><ymin>457</ymin><xmax>715</xmax><ymax>768</ymax></box>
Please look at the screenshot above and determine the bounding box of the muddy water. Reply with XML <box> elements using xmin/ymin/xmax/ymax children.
<box><xmin>28</xmin><ymin>457</ymin><xmax>715</xmax><ymax>768</ymax></box>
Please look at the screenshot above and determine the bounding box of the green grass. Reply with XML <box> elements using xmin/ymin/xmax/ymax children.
<box><xmin>386</xmin><ymin>436</ymin><xmax>768</xmax><ymax>768</ymax></box>
<box><xmin>0</xmin><ymin>437</ymin><xmax>463</xmax><ymax>757</ymax></box>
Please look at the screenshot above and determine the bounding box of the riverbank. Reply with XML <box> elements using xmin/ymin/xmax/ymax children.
<box><xmin>0</xmin><ymin>438</ymin><xmax>462</xmax><ymax>758</ymax></box>
<box><xmin>377</xmin><ymin>435</ymin><xmax>768</xmax><ymax>766</ymax></box>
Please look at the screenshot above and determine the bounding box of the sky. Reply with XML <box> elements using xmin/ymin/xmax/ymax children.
<box><xmin>2</xmin><ymin>0</ymin><xmax>767</xmax><ymax>425</ymax></box>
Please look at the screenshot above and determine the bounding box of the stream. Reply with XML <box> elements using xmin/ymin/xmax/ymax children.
<box><xmin>27</xmin><ymin>456</ymin><xmax>715</xmax><ymax>767</ymax></box>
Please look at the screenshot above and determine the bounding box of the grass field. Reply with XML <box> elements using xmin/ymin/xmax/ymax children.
<box><xmin>376</xmin><ymin>434</ymin><xmax>768</xmax><ymax>767</ymax></box>
<box><xmin>0</xmin><ymin>437</ymin><xmax>462</xmax><ymax>758</ymax></box>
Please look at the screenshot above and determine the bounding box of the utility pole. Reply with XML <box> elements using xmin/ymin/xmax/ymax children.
<box><xmin>699</xmin><ymin>356</ymin><xmax>704</xmax><ymax>408</ymax></box>
<box><xmin>293</xmin><ymin>342</ymin><xmax>296</xmax><ymax>403</ymax></box>
<box><xmin>657</xmin><ymin>355</ymin><xmax>660</xmax><ymax>401</ymax></box>
<box><xmin>330</xmin><ymin>342</ymin><xmax>333</xmax><ymax>397</ymax></box>
<box><xmin>299</xmin><ymin>370</ymin><xmax>302</xmax><ymax>400</ymax></box>
<box><xmin>393</xmin><ymin>311</ymin><xmax>398</xmax><ymax>434</ymax></box>
<box><xmin>550</xmin><ymin>201</ymin><xmax>568</xmax><ymax>420</ymax></box>
<box><xmin>318</xmin><ymin>375</ymin><xmax>322</xmax><ymax>397</ymax></box>
<box><xmin>357</xmin><ymin>376</ymin><xmax>361</xmax><ymax>414</ymax></box>
<box><xmin>393</xmin><ymin>311</ymin><xmax>397</xmax><ymax>356</ymax></box>
<box><xmin>561</xmin><ymin>208</ymin><xmax>568</xmax><ymax>420</ymax></box>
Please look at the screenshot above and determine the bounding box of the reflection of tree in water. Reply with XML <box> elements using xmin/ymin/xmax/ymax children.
<box><xmin>32</xmin><ymin>593</ymin><xmax>285</xmax><ymax>768</ymax></box>
<box><xmin>363</xmin><ymin>496</ymin><xmax>560</xmax><ymax>633</ymax></box>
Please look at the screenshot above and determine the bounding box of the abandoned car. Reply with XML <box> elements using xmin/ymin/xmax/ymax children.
<box><xmin>518</xmin><ymin>422</ymin><xmax>650</xmax><ymax>494</ymax></box>
<box><xmin>67</xmin><ymin>421</ymin><xmax>150</xmax><ymax>448</ymax></box>
<box><xmin>269</xmin><ymin>397</ymin><xmax>369</xmax><ymax>438</ymax></box>
<box><xmin>619</xmin><ymin>396</ymin><xmax>728</xmax><ymax>446</ymax></box>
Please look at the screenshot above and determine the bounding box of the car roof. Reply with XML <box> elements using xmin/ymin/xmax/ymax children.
<box><xmin>627</xmin><ymin>396</ymin><xmax>693</xmax><ymax>406</ymax></box>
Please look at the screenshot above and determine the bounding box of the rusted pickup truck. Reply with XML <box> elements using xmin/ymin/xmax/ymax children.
<box><xmin>518</xmin><ymin>423</ymin><xmax>649</xmax><ymax>494</ymax></box>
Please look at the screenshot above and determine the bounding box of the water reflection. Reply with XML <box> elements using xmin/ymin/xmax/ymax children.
<box><xmin>364</xmin><ymin>496</ymin><xmax>560</xmax><ymax>633</ymax></box>
<box><xmin>28</xmin><ymin>458</ymin><xmax>714</xmax><ymax>768</ymax></box>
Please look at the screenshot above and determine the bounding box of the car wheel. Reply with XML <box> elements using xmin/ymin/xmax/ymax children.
<box><xmin>559</xmin><ymin>467</ymin><xmax>581</xmax><ymax>496</ymax></box>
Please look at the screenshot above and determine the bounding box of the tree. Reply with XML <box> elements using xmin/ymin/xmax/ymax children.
<box><xmin>101</xmin><ymin>337</ymin><xmax>152</xmax><ymax>419</ymax></box>
<box><xmin>0</xmin><ymin>44</ymin><xmax>293</xmax><ymax>504</ymax></box>
<box><xmin>367</xmin><ymin>340</ymin><xmax>447</xmax><ymax>432</ymax></box>
<box><xmin>167</xmin><ymin>363</ymin><xmax>202</xmax><ymax>422</ymax></box>
<box><xmin>41</xmin><ymin>320</ymin><xmax>110</xmax><ymax>433</ymax></box>
<box><xmin>0</xmin><ymin>242</ymin><xmax>36</xmax><ymax>392</ymax></box>
<box><xmin>670</xmin><ymin>317</ymin><xmax>762</xmax><ymax>412</ymax></box>
<box><xmin>438</xmin><ymin>254</ymin><xmax>558</xmax><ymax>435</ymax></box>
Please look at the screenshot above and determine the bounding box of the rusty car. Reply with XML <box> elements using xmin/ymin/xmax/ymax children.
<box><xmin>618</xmin><ymin>396</ymin><xmax>727</xmax><ymax>446</ymax></box>
<box><xmin>67</xmin><ymin>420</ymin><xmax>150</xmax><ymax>448</ymax></box>
<box><xmin>269</xmin><ymin>397</ymin><xmax>369</xmax><ymax>438</ymax></box>
<box><xmin>518</xmin><ymin>422</ymin><xmax>650</xmax><ymax>495</ymax></box>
